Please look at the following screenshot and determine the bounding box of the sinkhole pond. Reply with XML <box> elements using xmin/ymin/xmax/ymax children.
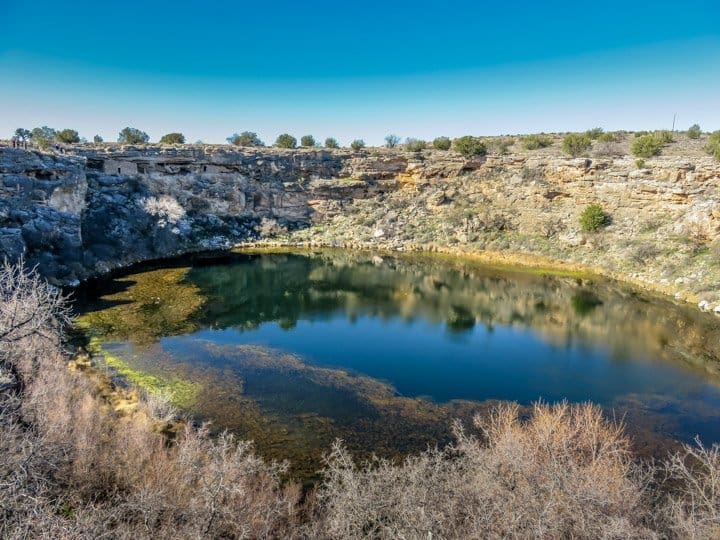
<box><xmin>74</xmin><ymin>250</ymin><xmax>720</xmax><ymax>479</ymax></box>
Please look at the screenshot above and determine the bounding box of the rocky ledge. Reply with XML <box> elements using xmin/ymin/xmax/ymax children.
<box><xmin>1</xmin><ymin>143</ymin><xmax>719</xmax><ymax>312</ymax></box>
<box><xmin>0</xmin><ymin>144</ymin><xmax>391</xmax><ymax>283</ymax></box>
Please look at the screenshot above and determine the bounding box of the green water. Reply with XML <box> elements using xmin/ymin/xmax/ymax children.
<box><xmin>75</xmin><ymin>250</ymin><xmax>720</xmax><ymax>477</ymax></box>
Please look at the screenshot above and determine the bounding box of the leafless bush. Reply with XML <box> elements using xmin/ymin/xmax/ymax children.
<box><xmin>170</xmin><ymin>427</ymin><xmax>300</xmax><ymax>538</ymax></box>
<box><xmin>141</xmin><ymin>388</ymin><xmax>178</xmax><ymax>424</ymax></box>
<box><xmin>141</xmin><ymin>195</ymin><xmax>186</xmax><ymax>226</ymax></box>
<box><xmin>3</xmin><ymin>261</ymin><xmax>720</xmax><ymax>538</ymax></box>
<box><xmin>710</xmin><ymin>239</ymin><xmax>720</xmax><ymax>264</ymax></box>
<box><xmin>315</xmin><ymin>401</ymin><xmax>655</xmax><ymax>539</ymax></box>
<box><xmin>594</xmin><ymin>142</ymin><xmax>624</xmax><ymax>158</ymax></box>
<box><xmin>0</xmin><ymin>262</ymin><xmax>299</xmax><ymax>538</ymax></box>
<box><xmin>540</xmin><ymin>217</ymin><xmax>565</xmax><ymax>239</ymax></box>
<box><xmin>520</xmin><ymin>165</ymin><xmax>547</xmax><ymax>184</ymax></box>
<box><xmin>632</xmin><ymin>243</ymin><xmax>661</xmax><ymax>264</ymax></box>
<box><xmin>0</xmin><ymin>259</ymin><xmax>68</xmax><ymax>362</ymax></box>
<box><xmin>0</xmin><ymin>350</ymin><xmax>68</xmax><ymax>538</ymax></box>
<box><xmin>660</xmin><ymin>441</ymin><xmax>720</xmax><ymax>538</ymax></box>
<box><xmin>78</xmin><ymin>424</ymin><xmax>301</xmax><ymax>538</ymax></box>
<box><xmin>257</xmin><ymin>217</ymin><xmax>287</xmax><ymax>237</ymax></box>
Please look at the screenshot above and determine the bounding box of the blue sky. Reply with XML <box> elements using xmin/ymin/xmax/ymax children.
<box><xmin>1</xmin><ymin>0</ymin><xmax>719</xmax><ymax>145</ymax></box>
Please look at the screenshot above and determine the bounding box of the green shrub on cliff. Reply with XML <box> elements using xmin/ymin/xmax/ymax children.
<box><xmin>631</xmin><ymin>134</ymin><xmax>663</xmax><ymax>158</ymax></box>
<box><xmin>655</xmin><ymin>130</ymin><xmax>674</xmax><ymax>144</ymax></box>
<box><xmin>275</xmin><ymin>133</ymin><xmax>297</xmax><ymax>149</ymax></box>
<box><xmin>93</xmin><ymin>134</ymin><xmax>104</xmax><ymax>143</ymax></box>
<box><xmin>227</xmin><ymin>131</ymin><xmax>264</xmax><ymax>146</ymax></box>
<box><xmin>325</xmin><ymin>137</ymin><xmax>339</xmax><ymax>149</ymax></box>
<box><xmin>159</xmin><ymin>132</ymin><xmax>185</xmax><ymax>145</ymax></box>
<box><xmin>29</xmin><ymin>126</ymin><xmax>56</xmax><ymax>147</ymax></box>
<box><xmin>562</xmin><ymin>134</ymin><xmax>591</xmax><ymax>157</ymax></box>
<box><xmin>453</xmin><ymin>136</ymin><xmax>487</xmax><ymax>158</ymax></box>
<box><xmin>705</xmin><ymin>131</ymin><xmax>720</xmax><ymax>161</ymax></box>
<box><xmin>405</xmin><ymin>138</ymin><xmax>427</xmax><ymax>152</ymax></box>
<box><xmin>13</xmin><ymin>128</ymin><xmax>31</xmax><ymax>142</ymax></box>
<box><xmin>300</xmin><ymin>135</ymin><xmax>316</xmax><ymax>147</ymax></box>
<box><xmin>118</xmin><ymin>127</ymin><xmax>149</xmax><ymax>144</ymax></box>
<box><xmin>521</xmin><ymin>134</ymin><xmax>553</xmax><ymax>150</ymax></box>
<box><xmin>56</xmin><ymin>129</ymin><xmax>80</xmax><ymax>144</ymax></box>
<box><xmin>350</xmin><ymin>139</ymin><xmax>366</xmax><ymax>151</ymax></box>
<box><xmin>488</xmin><ymin>137</ymin><xmax>515</xmax><ymax>155</ymax></box>
<box><xmin>432</xmin><ymin>136</ymin><xmax>452</xmax><ymax>150</ymax></box>
<box><xmin>585</xmin><ymin>127</ymin><xmax>604</xmax><ymax>140</ymax></box>
<box><xmin>687</xmin><ymin>124</ymin><xmax>702</xmax><ymax>139</ymax></box>
<box><xmin>597</xmin><ymin>131</ymin><xmax>620</xmax><ymax>143</ymax></box>
<box><xmin>580</xmin><ymin>204</ymin><xmax>609</xmax><ymax>232</ymax></box>
<box><xmin>385</xmin><ymin>134</ymin><xmax>400</xmax><ymax>148</ymax></box>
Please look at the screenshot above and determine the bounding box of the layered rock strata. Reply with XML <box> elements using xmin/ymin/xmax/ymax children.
<box><xmin>1</xmin><ymin>144</ymin><xmax>719</xmax><ymax>311</ymax></box>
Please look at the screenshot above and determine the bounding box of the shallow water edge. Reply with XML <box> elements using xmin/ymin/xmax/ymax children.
<box><xmin>72</xmin><ymin>247</ymin><xmax>720</xmax><ymax>479</ymax></box>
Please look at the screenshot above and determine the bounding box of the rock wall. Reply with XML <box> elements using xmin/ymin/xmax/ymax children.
<box><xmin>288</xmin><ymin>150</ymin><xmax>720</xmax><ymax>309</ymax></box>
<box><xmin>1</xmin><ymin>144</ymin><xmax>720</xmax><ymax>303</ymax></box>
<box><xmin>0</xmin><ymin>145</ymin><xmax>404</xmax><ymax>283</ymax></box>
<box><xmin>0</xmin><ymin>150</ymin><xmax>86</xmax><ymax>283</ymax></box>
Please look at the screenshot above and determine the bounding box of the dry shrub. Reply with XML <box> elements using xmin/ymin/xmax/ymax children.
<box><xmin>257</xmin><ymin>216</ymin><xmax>287</xmax><ymax>237</ymax></box>
<box><xmin>315</xmin><ymin>402</ymin><xmax>654</xmax><ymax>539</ymax></box>
<box><xmin>171</xmin><ymin>427</ymin><xmax>300</xmax><ymax>538</ymax></box>
<box><xmin>142</xmin><ymin>388</ymin><xmax>178</xmax><ymax>424</ymax></box>
<box><xmin>3</xmin><ymin>261</ymin><xmax>720</xmax><ymax>538</ymax></box>
<box><xmin>78</xmin><ymin>423</ymin><xmax>301</xmax><ymax>539</ymax></box>
<box><xmin>0</xmin><ymin>262</ymin><xmax>299</xmax><ymax>538</ymax></box>
<box><xmin>594</xmin><ymin>141</ymin><xmax>624</xmax><ymax>158</ymax></box>
<box><xmin>0</xmin><ymin>260</ymin><xmax>68</xmax><ymax>365</ymax></box>
<box><xmin>660</xmin><ymin>441</ymin><xmax>720</xmax><ymax>538</ymax></box>
<box><xmin>632</xmin><ymin>243</ymin><xmax>661</xmax><ymax>264</ymax></box>
<box><xmin>141</xmin><ymin>195</ymin><xmax>186</xmax><ymax>226</ymax></box>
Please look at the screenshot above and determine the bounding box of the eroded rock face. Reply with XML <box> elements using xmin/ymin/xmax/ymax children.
<box><xmin>1</xmin><ymin>144</ymin><xmax>720</xmax><ymax>289</ymax></box>
<box><xmin>0</xmin><ymin>145</ymin><xmax>408</xmax><ymax>282</ymax></box>
<box><xmin>0</xmin><ymin>149</ymin><xmax>86</xmax><ymax>282</ymax></box>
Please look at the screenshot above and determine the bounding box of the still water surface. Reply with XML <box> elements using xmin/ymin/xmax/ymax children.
<box><xmin>76</xmin><ymin>251</ymin><xmax>720</xmax><ymax>476</ymax></box>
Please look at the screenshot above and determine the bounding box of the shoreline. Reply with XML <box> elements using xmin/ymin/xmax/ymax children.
<box><xmin>232</xmin><ymin>239</ymin><xmax>706</xmax><ymax>310</ymax></box>
<box><xmin>73</xmin><ymin>247</ymin><xmax>715</xmax><ymax>467</ymax></box>
<box><xmin>7</xmin><ymin>243</ymin><xmax>719</xmax><ymax>536</ymax></box>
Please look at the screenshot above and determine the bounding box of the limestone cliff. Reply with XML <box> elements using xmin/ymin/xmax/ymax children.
<box><xmin>1</xmin><ymin>142</ymin><xmax>719</xmax><ymax>311</ymax></box>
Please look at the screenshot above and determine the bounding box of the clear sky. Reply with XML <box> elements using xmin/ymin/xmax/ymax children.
<box><xmin>1</xmin><ymin>0</ymin><xmax>719</xmax><ymax>145</ymax></box>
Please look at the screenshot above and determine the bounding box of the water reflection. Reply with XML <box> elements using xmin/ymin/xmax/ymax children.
<box><xmin>181</xmin><ymin>252</ymin><xmax>720</xmax><ymax>376</ymax></box>
<box><xmin>76</xmin><ymin>250</ymin><xmax>720</xmax><ymax>474</ymax></box>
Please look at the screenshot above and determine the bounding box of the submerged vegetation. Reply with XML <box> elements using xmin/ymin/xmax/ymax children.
<box><xmin>87</xmin><ymin>338</ymin><xmax>203</xmax><ymax>409</ymax></box>
<box><xmin>76</xmin><ymin>267</ymin><xmax>204</xmax><ymax>343</ymax></box>
<box><xmin>1</xmin><ymin>261</ymin><xmax>720</xmax><ymax>537</ymax></box>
